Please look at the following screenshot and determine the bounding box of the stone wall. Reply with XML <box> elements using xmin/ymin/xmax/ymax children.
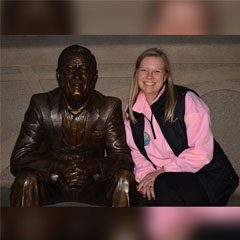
<box><xmin>1</xmin><ymin>36</ymin><xmax>240</xmax><ymax>202</ymax></box>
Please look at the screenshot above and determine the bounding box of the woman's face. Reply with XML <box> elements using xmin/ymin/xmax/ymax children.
<box><xmin>136</xmin><ymin>56</ymin><xmax>166</xmax><ymax>104</ymax></box>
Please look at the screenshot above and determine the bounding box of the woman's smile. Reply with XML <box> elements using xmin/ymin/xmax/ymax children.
<box><xmin>137</xmin><ymin>56</ymin><xmax>166</xmax><ymax>104</ymax></box>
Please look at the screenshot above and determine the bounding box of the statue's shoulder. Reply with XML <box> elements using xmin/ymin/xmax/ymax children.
<box><xmin>30</xmin><ymin>88</ymin><xmax>61</xmax><ymax>105</ymax></box>
<box><xmin>93</xmin><ymin>90</ymin><xmax>121</xmax><ymax>107</ymax></box>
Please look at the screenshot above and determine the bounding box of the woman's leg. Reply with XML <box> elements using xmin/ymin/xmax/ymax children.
<box><xmin>129</xmin><ymin>188</ymin><xmax>156</xmax><ymax>206</ymax></box>
<box><xmin>153</xmin><ymin>172</ymin><xmax>210</xmax><ymax>206</ymax></box>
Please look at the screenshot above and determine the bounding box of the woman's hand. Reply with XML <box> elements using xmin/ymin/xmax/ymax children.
<box><xmin>137</xmin><ymin>168</ymin><xmax>164</xmax><ymax>200</ymax></box>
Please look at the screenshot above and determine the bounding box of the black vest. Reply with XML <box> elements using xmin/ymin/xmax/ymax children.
<box><xmin>130</xmin><ymin>85</ymin><xmax>239</xmax><ymax>204</ymax></box>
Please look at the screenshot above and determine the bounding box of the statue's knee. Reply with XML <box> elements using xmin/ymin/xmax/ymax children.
<box><xmin>10</xmin><ymin>171</ymin><xmax>40</xmax><ymax>207</ymax></box>
<box><xmin>111</xmin><ymin>170</ymin><xmax>136</xmax><ymax>207</ymax></box>
<box><xmin>13</xmin><ymin>171</ymin><xmax>39</xmax><ymax>188</ymax></box>
<box><xmin>114</xmin><ymin>169</ymin><xmax>135</xmax><ymax>183</ymax></box>
<box><xmin>11</xmin><ymin>171</ymin><xmax>39</xmax><ymax>197</ymax></box>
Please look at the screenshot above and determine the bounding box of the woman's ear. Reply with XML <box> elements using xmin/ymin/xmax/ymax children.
<box><xmin>164</xmin><ymin>75</ymin><xmax>168</xmax><ymax>83</ymax></box>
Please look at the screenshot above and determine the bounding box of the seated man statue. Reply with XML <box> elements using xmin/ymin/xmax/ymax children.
<box><xmin>10</xmin><ymin>45</ymin><xmax>134</xmax><ymax>207</ymax></box>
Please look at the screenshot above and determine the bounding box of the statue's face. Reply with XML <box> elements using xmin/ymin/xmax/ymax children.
<box><xmin>59</xmin><ymin>53</ymin><xmax>95</xmax><ymax>106</ymax></box>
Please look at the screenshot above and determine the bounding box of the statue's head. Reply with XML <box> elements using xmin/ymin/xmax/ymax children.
<box><xmin>56</xmin><ymin>45</ymin><xmax>98</xmax><ymax>108</ymax></box>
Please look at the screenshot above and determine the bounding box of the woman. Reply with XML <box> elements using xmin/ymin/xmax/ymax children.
<box><xmin>125</xmin><ymin>48</ymin><xmax>238</xmax><ymax>206</ymax></box>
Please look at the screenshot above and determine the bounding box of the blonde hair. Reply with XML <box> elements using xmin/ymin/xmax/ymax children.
<box><xmin>127</xmin><ymin>48</ymin><xmax>176</xmax><ymax>123</ymax></box>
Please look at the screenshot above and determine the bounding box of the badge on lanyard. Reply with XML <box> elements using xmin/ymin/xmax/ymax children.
<box><xmin>144</xmin><ymin>132</ymin><xmax>150</xmax><ymax>146</ymax></box>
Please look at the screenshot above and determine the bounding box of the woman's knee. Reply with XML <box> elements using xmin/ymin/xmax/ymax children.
<box><xmin>153</xmin><ymin>173</ymin><xmax>183</xmax><ymax>205</ymax></box>
<box><xmin>154</xmin><ymin>173</ymin><xmax>176</xmax><ymax>192</ymax></box>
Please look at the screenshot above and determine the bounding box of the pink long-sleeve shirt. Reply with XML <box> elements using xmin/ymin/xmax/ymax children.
<box><xmin>124</xmin><ymin>87</ymin><xmax>214</xmax><ymax>183</ymax></box>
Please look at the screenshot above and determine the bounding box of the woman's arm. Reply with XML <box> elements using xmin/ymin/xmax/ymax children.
<box><xmin>164</xmin><ymin>91</ymin><xmax>214</xmax><ymax>172</ymax></box>
<box><xmin>124</xmin><ymin>118</ymin><xmax>156</xmax><ymax>182</ymax></box>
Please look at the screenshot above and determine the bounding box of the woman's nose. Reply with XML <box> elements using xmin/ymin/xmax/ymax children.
<box><xmin>147</xmin><ymin>70</ymin><xmax>153</xmax><ymax>79</ymax></box>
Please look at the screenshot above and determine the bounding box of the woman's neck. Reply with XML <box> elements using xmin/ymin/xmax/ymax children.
<box><xmin>145</xmin><ymin>84</ymin><xmax>166</xmax><ymax>105</ymax></box>
<box><xmin>145</xmin><ymin>94</ymin><xmax>158</xmax><ymax>105</ymax></box>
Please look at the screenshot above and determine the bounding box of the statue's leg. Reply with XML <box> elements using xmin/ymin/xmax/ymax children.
<box><xmin>10</xmin><ymin>170</ymin><xmax>42</xmax><ymax>207</ymax></box>
<box><xmin>110</xmin><ymin>169</ymin><xmax>135</xmax><ymax>207</ymax></box>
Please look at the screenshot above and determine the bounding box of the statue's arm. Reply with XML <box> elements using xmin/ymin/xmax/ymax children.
<box><xmin>10</xmin><ymin>95</ymin><xmax>53</xmax><ymax>180</ymax></box>
<box><xmin>96</xmin><ymin>98</ymin><xmax>134</xmax><ymax>181</ymax></box>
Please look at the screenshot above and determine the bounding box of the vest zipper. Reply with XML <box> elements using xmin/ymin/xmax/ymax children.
<box><xmin>149</xmin><ymin>114</ymin><xmax>156</xmax><ymax>139</ymax></box>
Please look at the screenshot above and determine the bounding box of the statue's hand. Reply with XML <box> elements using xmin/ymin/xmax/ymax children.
<box><xmin>64</xmin><ymin>161</ymin><xmax>101</xmax><ymax>189</ymax></box>
<box><xmin>50</xmin><ymin>159</ymin><xmax>89</xmax><ymax>189</ymax></box>
<box><xmin>76</xmin><ymin>162</ymin><xmax>99</xmax><ymax>175</ymax></box>
<box><xmin>73</xmin><ymin>162</ymin><xmax>101</xmax><ymax>181</ymax></box>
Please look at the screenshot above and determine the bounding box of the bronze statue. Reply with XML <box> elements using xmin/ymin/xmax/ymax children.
<box><xmin>10</xmin><ymin>45</ymin><xmax>134</xmax><ymax>207</ymax></box>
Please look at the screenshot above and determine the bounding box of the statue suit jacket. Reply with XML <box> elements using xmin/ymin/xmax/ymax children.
<box><xmin>10</xmin><ymin>87</ymin><xmax>133</xmax><ymax>183</ymax></box>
